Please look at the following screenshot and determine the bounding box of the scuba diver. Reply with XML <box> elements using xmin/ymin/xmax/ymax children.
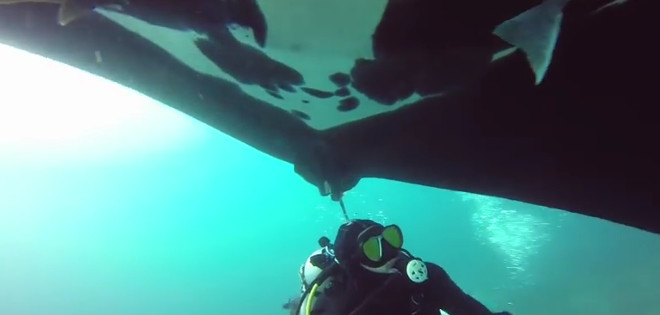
<box><xmin>284</xmin><ymin>219</ymin><xmax>513</xmax><ymax>315</ymax></box>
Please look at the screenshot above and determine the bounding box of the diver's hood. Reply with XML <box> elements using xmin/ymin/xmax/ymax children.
<box><xmin>333</xmin><ymin>219</ymin><xmax>383</xmax><ymax>268</ymax></box>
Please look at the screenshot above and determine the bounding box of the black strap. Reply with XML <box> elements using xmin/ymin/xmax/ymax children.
<box><xmin>410</xmin><ymin>291</ymin><xmax>425</xmax><ymax>315</ymax></box>
<box><xmin>347</xmin><ymin>275</ymin><xmax>426</xmax><ymax>315</ymax></box>
<box><xmin>347</xmin><ymin>275</ymin><xmax>398</xmax><ymax>315</ymax></box>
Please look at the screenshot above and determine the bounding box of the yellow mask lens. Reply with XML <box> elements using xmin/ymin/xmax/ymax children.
<box><xmin>361</xmin><ymin>236</ymin><xmax>382</xmax><ymax>262</ymax></box>
<box><xmin>382</xmin><ymin>225</ymin><xmax>403</xmax><ymax>249</ymax></box>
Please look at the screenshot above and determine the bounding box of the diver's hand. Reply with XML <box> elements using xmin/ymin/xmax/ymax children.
<box><xmin>283</xmin><ymin>296</ymin><xmax>302</xmax><ymax>315</ymax></box>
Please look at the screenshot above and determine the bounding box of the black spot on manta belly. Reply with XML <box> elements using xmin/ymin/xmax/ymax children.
<box><xmin>337</xmin><ymin>97</ymin><xmax>359</xmax><ymax>112</ymax></box>
<box><xmin>290</xmin><ymin>109</ymin><xmax>311</xmax><ymax>120</ymax></box>
<box><xmin>335</xmin><ymin>87</ymin><xmax>350</xmax><ymax>97</ymax></box>
<box><xmin>302</xmin><ymin>100</ymin><xmax>310</xmax><ymax>104</ymax></box>
<box><xmin>195</xmin><ymin>37</ymin><xmax>304</xmax><ymax>90</ymax></box>
<box><xmin>267</xmin><ymin>90</ymin><xmax>284</xmax><ymax>99</ymax></box>
<box><xmin>260</xmin><ymin>82</ymin><xmax>278</xmax><ymax>92</ymax></box>
<box><xmin>329</xmin><ymin>72</ymin><xmax>351</xmax><ymax>87</ymax></box>
<box><xmin>278</xmin><ymin>83</ymin><xmax>296</xmax><ymax>93</ymax></box>
<box><xmin>301</xmin><ymin>87</ymin><xmax>334</xmax><ymax>99</ymax></box>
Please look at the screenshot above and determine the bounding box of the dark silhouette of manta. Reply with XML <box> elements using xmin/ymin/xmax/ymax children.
<box><xmin>0</xmin><ymin>0</ymin><xmax>657</xmax><ymax>234</ymax></box>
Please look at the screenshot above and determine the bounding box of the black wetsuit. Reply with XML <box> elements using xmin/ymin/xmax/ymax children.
<box><xmin>311</xmin><ymin>262</ymin><xmax>510</xmax><ymax>315</ymax></box>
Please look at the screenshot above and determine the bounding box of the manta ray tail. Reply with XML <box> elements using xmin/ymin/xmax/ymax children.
<box><xmin>493</xmin><ymin>0</ymin><xmax>572</xmax><ymax>85</ymax></box>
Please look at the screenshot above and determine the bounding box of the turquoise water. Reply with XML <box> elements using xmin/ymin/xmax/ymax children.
<box><xmin>3</xmin><ymin>114</ymin><xmax>659</xmax><ymax>315</ymax></box>
<box><xmin>1</xmin><ymin>46</ymin><xmax>660</xmax><ymax>315</ymax></box>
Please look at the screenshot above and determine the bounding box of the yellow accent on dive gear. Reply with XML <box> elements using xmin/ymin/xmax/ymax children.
<box><xmin>305</xmin><ymin>282</ymin><xmax>320</xmax><ymax>315</ymax></box>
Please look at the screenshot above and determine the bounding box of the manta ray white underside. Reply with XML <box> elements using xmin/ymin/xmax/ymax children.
<box><xmin>91</xmin><ymin>0</ymin><xmax>596</xmax><ymax>130</ymax></box>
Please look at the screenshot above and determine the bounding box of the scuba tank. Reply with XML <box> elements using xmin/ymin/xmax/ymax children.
<box><xmin>294</xmin><ymin>237</ymin><xmax>340</xmax><ymax>315</ymax></box>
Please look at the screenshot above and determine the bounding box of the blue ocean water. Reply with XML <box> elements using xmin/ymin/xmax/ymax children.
<box><xmin>1</xmin><ymin>44</ymin><xmax>659</xmax><ymax>315</ymax></box>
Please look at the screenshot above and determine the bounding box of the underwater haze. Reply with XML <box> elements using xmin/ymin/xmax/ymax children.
<box><xmin>1</xmin><ymin>44</ymin><xmax>659</xmax><ymax>315</ymax></box>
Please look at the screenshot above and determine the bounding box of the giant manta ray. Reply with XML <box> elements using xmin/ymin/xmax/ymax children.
<box><xmin>0</xmin><ymin>0</ymin><xmax>658</xmax><ymax>234</ymax></box>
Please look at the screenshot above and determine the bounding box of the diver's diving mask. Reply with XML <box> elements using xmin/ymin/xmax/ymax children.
<box><xmin>356</xmin><ymin>224</ymin><xmax>429</xmax><ymax>285</ymax></box>
<box><xmin>358</xmin><ymin>224</ymin><xmax>404</xmax><ymax>263</ymax></box>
